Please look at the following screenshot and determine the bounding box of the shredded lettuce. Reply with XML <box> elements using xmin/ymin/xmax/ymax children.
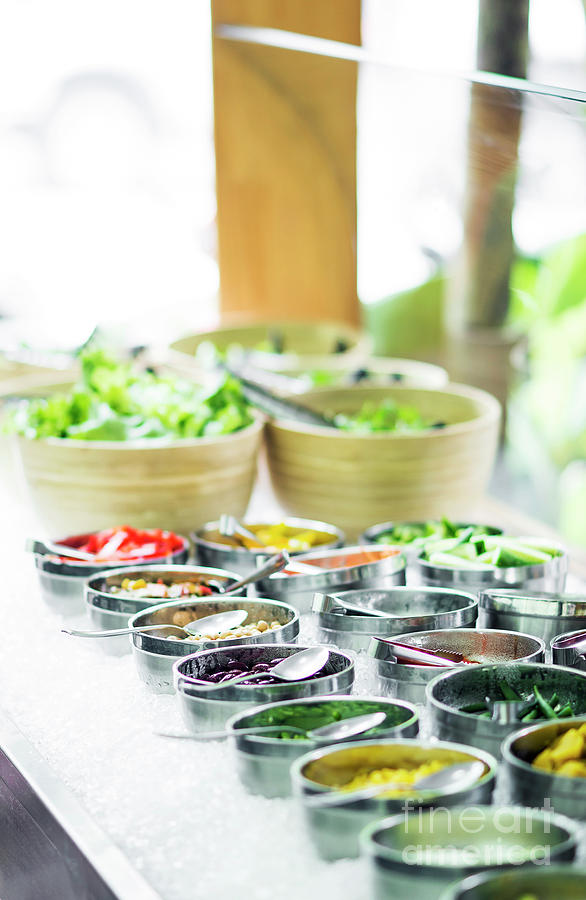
<box><xmin>5</xmin><ymin>348</ymin><xmax>253</xmax><ymax>441</ymax></box>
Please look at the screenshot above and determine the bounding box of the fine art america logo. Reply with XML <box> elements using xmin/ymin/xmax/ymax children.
<box><xmin>398</xmin><ymin>801</ymin><xmax>557</xmax><ymax>867</ymax></box>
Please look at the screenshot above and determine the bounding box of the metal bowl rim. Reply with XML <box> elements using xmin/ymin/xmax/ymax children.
<box><xmin>501</xmin><ymin>715</ymin><xmax>586</xmax><ymax>782</ymax></box>
<box><xmin>479</xmin><ymin>588</ymin><xmax>585</xmax><ymax>617</ymax></box>
<box><xmin>33</xmin><ymin>536</ymin><xmax>190</xmax><ymax>577</ymax></box>
<box><xmin>426</xmin><ymin>662</ymin><xmax>586</xmax><ymax>720</ymax></box>
<box><xmin>173</xmin><ymin>642</ymin><xmax>353</xmax><ymax>690</ymax></box>
<box><xmin>368</xmin><ymin>628</ymin><xmax>546</xmax><ymax>670</ymax></box>
<box><xmin>190</xmin><ymin>517</ymin><xmax>345</xmax><ymax>555</ymax></box>
<box><xmin>291</xmin><ymin>737</ymin><xmax>499</xmax><ymax>794</ymax></box>
<box><xmin>417</xmin><ymin>549</ymin><xmax>568</xmax><ymax>582</ymax></box>
<box><xmin>359</xmin><ymin>804</ymin><xmax>580</xmax><ymax>865</ymax></box>
<box><xmin>85</xmin><ymin>563</ymin><xmax>244</xmax><ymax>610</ymax></box>
<box><xmin>225</xmin><ymin>694</ymin><xmax>419</xmax><ymax>746</ymax></box>
<box><xmin>128</xmin><ymin>597</ymin><xmax>300</xmax><ymax>654</ymax></box>
<box><xmin>261</xmin><ymin>546</ymin><xmax>406</xmax><ymax>592</ymax></box>
<box><xmin>359</xmin><ymin>521</ymin><xmax>502</xmax><ymax>545</ymax></box>
<box><xmin>438</xmin><ymin>864</ymin><xmax>586</xmax><ymax>898</ymax></box>
<box><xmin>316</xmin><ymin>586</ymin><xmax>479</xmax><ymax>622</ymax></box>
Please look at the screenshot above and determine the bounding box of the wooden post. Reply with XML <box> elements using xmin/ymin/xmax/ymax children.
<box><xmin>210</xmin><ymin>0</ymin><xmax>361</xmax><ymax>324</ymax></box>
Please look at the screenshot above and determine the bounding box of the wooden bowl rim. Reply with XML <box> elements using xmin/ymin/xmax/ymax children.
<box><xmin>265</xmin><ymin>382</ymin><xmax>501</xmax><ymax>440</ymax></box>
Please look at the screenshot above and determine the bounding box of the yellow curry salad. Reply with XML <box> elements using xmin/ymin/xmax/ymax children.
<box><xmin>532</xmin><ymin>723</ymin><xmax>586</xmax><ymax>778</ymax></box>
<box><xmin>341</xmin><ymin>760</ymin><xmax>447</xmax><ymax>796</ymax></box>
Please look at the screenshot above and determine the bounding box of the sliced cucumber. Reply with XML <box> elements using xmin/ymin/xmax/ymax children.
<box><xmin>426</xmin><ymin>551</ymin><xmax>496</xmax><ymax>570</ymax></box>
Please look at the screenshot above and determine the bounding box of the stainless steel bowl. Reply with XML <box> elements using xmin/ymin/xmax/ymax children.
<box><xmin>416</xmin><ymin>551</ymin><xmax>568</xmax><ymax>594</ymax></box>
<box><xmin>359</xmin><ymin>522</ymin><xmax>502</xmax><ymax>559</ymax></box>
<box><xmin>369</xmin><ymin>629</ymin><xmax>545</xmax><ymax>706</ymax></box>
<box><xmin>84</xmin><ymin>563</ymin><xmax>243</xmax><ymax>655</ymax></box>
<box><xmin>174</xmin><ymin>643</ymin><xmax>354</xmax><ymax>730</ymax></box>
<box><xmin>292</xmin><ymin>739</ymin><xmax>497</xmax><ymax>861</ymax></box>
<box><xmin>439</xmin><ymin>866</ymin><xmax>586</xmax><ymax>900</ymax></box>
<box><xmin>32</xmin><ymin>533</ymin><xmax>189</xmax><ymax>615</ymax></box>
<box><xmin>256</xmin><ymin>545</ymin><xmax>407</xmax><ymax>614</ymax></box>
<box><xmin>361</xmin><ymin>806</ymin><xmax>578</xmax><ymax>900</ymax></box>
<box><xmin>191</xmin><ymin>517</ymin><xmax>344</xmax><ymax>576</ymax></box>
<box><xmin>551</xmin><ymin>628</ymin><xmax>586</xmax><ymax>672</ymax></box>
<box><xmin>427</xmin><ymin>662</ymin><xmax>586</xmax><ymax>759</ymax></box>
<box><xmin>503</xmin><ymin>716</ymin><xmax>586</xmax><ymax>820</ymax></box>
<box><xmin>312</xmin><ymin>587</ymin><xmax>478</xmax><ymax>652</ymax></box>
<box><xmin>478</xmin><ymin>590</ymin><xmax>586</xmax><ymax>643</ymax></box>
<box><xmin>130</xmin><ymin>598</ymin><xmax>300</xmax><ymax>693</ymax></box>
<box><xmin>226</xmin><ymin>695</ymin><xmax>419</xmax><ymax>798</ymax></box>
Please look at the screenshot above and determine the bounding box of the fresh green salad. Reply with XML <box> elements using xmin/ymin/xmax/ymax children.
<box><xmin>333</xmin><ymin>398</ymin><xmax>444</xmax><ymax>434</ymax></box>
<box><xmin>5</xmin><ymin>349</ymin><xmax>253</xmax><ymax>441</ymax></box>
<box><xmin>420</xmin><ymin>530</ymin><xmax>563</xmax><ymax>569</ymax></box>
<box><xmin>238</xmin><ymin>699</ymin><xmax>411</xmax><ymax>741</ymax></box>
<box><xmin>374</xmin><ymin>518</ymin><xmax>499</xmax><ymax>547</ymax></box>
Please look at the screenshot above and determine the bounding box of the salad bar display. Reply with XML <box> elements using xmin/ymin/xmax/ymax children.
<box><xmin>1</xmin><ymin>336</ymin><xmax>585</xmax><ymax>900</ymax></box>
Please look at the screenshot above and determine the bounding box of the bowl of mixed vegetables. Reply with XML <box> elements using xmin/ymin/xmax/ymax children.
<box><xmin>5</xmin><ymin>349</ymin><xmax>263</xmax><ymax>535</ymax></box>
<box><xmin>415</xmin><ymin>530</ymin><xmax>567</xmax><ymax>594</ymax></box>
<box><xmin>427</xmin><ymin>663</ymin><xmax>586</xmax><ymax>759</ymax></box>
<box><xmin>264</xmin><ymin>384</ymin><xmax>500</xmax><ymax>539</ymax></box>
<box><xmin>360</xmin><ymin>518</ymin><xmax>502</xmax><ymax>558</ymax></box>
<box><xmin>168</xmin><ymin>320</ymin><xmax>371</xmax><ymax>375</ymax></box>
<box><xmin>84</xmin><ymin>563</ymin><xmax>243</xmax><ymax>652</ymax></box>
<box><xmin>31</xmin><ymin>525</ymin><xmax>189</xmax><ymax>615</ymax></box>
<box><xmin>192</xmin><ymin>517</ymin><xmax>344</xmax><ymax>576</ymax></box>
<box><xmin>226</xmin><ymin>695</ymin><xmax>419</xmax><ymax>798</ymax></box>
<box><xmin>503</xmin><ymin>717</ymin><xmax>586</xmax><ymax>821</ymax></box>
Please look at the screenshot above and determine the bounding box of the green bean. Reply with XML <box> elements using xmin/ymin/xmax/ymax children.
<box><xmin>533</xmin><ymin>685</ymin><xmax>557</xmax><ymax>719</ymax></box>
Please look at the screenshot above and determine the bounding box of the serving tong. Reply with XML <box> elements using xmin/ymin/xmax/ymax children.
<box><xmin>222</xmin><ymin>363</ymin><xmax>334</xmax><ymax>428</ymax></box>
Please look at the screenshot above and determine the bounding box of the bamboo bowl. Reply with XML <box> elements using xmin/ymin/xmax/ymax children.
<box><xmin>264</xmin><ymin>384</ymin><xmax>501</xmax><ymax>539</ymax></box>
<box><xmin>169</xmin><ymin>320</ymin><xmax>371</xmax><ymax>374</ymax></box>
<box><xmin>6</xmin><ymin>374</ymin><xmax>264</xmax><ymax>535</ymax></box>
<box><xmin>14</xmin><ymin>418</ymin><xmax>263</xmax><ymax>536</ymax></box>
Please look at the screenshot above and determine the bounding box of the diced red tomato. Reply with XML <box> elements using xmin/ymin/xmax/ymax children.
<box><xmin>65</xmin><ymin>526</ymin><xmax>185</xmax><ymax>562</ymax></box>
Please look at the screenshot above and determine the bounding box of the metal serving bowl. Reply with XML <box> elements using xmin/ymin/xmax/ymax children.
<box><xmin>416</xmin><ymin>550</ymin><xmax>568</xmax><ymax>594</ymax></box>
<box><xmin>478</xmin><ymin>590</ymin><xmax>586</xmax><ymax>643</ymax></box>
<box><xmin>427</xmin><ymin>662</ymin><xmax>586</xmax><ymax>759</ymax></box>
<box><xmin>502</xmin><ymin>716</ymin><xmax>586</xmax><ymax>821</ymax></box>
<box><xmin>439</xmin><ymin>866</ymin><xmax>586</xmax><ymax>900</ymax></box>
<box><xmin>255</xmin><ymin>545</ymin><xmax>407</xmax><ymax>614</ymax></box>
<box><xmin>84</xmin><ymin>564</ymin><xmax>243</xmax><ymax>655</ymax></box>
<box><xmin>312</xmin><ymin>587</ymin><xmax>478</xmax><ymax>652</ymax></box>
<box><xmin>369</xmin><ymin>629</ymin><xmax>545</xmax><ymax>706</ymax></box>
<box><xmin>173</xmin><ymin>643</ymin><xmax>354</xmax><ymax>731</ymax></box>
<box><xmin>130</xmin><ymin>598</ymin><xmax>300</xmax><ymax>693</ymax></box>
<box><xmin>191</xmin><ymin>517</ymin><xmax>344</xmax><ymax>576</ymax></box>
<box><xmin>359</xmin><ymin>522</ymin><xmax>502</xmax><ymax>559</ymax></box>
<box><xmin>32</xmin><ymin>532</ymin><xmax>189</xmax><ymax>615</ymax></box>
<box><xmin>226</xmin><ymin>695</ymin><xmax>419</xmax><ymax>798</ymax></box>
<box><xmin>361</xmin><ymin>806</ymin><xmax>578</xmax><ymax>900</ymax></box>
<box><xmin>292</xmin><ymin>739</ymin><xmax>497</xmax><ymax>861</ymax></box>
<box><xmin>551</xmin><ymin>628</ymin><xmax>586</xmax><ymax>672</ymax></box>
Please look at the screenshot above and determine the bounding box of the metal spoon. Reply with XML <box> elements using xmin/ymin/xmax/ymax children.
<box><xmin>26</xmin><ymin>538</ymin><xmax>97</xmax><ymax>562</ymax></box>
<box><xmin>62</xmin><ymin>608</ymin><xmax>249</xmax><ymax>640</ymax></box>
<box><xmin>305</xmin><ymin>760</ymin><xmax>485</xmax><ymax>808</ymax></box>
<box><xmin>551</xmin><ymin>631</ymin><xmax>586</xmax><ymax>651</ymax></box>
<box><xmin>188</xmin><ymin>646</ymin><xmax>330</xmax><ymax>691</ymax></box>
<box><xmin>208</xmin><ymin>550</ymin><xmax>290</xmax><ymax>593</ymax></box>
<box><xmin>156</xmin><ymin>711</ymin><xmax>386</xmax><ymax>743</ymax></box>
<box><xmin>218</xmin><ymin>514</ymin><xmax>267</xmax><ymax>548</ymax></box>
<box><xmin>381</xmin><ymin>639</ymin><xmax>461</xmax><ymax>667</ymax></box>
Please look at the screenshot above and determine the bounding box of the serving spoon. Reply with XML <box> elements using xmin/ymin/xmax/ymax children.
<box><xmin>156</xmin><ymin>711</ymin><xmax>387</xmax><ymax>743</ymax></box>
<box><xmin>304</xmin><ymin>760</ymin><xmax>485</xmax><ymax>808</ymax></box>
<box><xmin>186</xmin><ymin>646</ymin><xmax>330</xmax><ymax>691</ymax></box>
<box><xmin>218</xmin><ymin>514</ymin><xmax>267</xmax><ymax>548</ymax></box>
<box><xmin>26</xmin><ymin>538</ymin><xmax>97</xmax><ymax>562</ymax></box>
<box><xmin>62</xmin><ymin>608</ymin><xmax>250</xmax><ymax>640</ymax></box>
<box><xmin>380</xmin><ymin>639</ymin><xmax>461</xmax><ymax>667</ymax></box>
<box><xmin>551</xmin><ymin>631</ymin><xmax>586</xmax><ymax>652</ymax></box>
